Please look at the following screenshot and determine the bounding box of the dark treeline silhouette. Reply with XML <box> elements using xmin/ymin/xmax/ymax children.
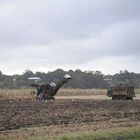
<box><xmin>0</xmin><ymin>69</ymin><xmax>140</xmax><ymax>89</ymax></box>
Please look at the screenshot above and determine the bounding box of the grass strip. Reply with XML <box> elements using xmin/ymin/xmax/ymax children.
<box><xmin>27</xmin><ymin>127</ymin><xmax>140</xmax><ymax>140</ymax></box>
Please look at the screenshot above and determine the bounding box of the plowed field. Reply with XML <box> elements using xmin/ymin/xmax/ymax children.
<box><xmin>0</xmin><ymin>99</ymin><xmax>140</xmax><ymax>132</ymax></box>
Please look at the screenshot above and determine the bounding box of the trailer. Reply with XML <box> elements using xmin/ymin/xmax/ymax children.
<box><xmin>107</xmin><ymin>84</ymin><xmax>136</xmax><ymax>100</ymax></box>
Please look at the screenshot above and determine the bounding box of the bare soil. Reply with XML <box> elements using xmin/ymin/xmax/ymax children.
<box><xmin>0</xmin><ymin>99</ymin><xmax>140</xmax><ymax>132</ymax></box>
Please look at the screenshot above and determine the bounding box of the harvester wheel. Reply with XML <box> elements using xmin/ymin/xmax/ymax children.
<box><xmin>51</xmin><ymin>97</ymin><xmax>55</xmax><ymax>100</ymax></box>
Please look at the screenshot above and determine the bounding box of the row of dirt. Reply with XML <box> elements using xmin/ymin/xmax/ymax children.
<box><xmin>0</xmin><ymin>99</ymin><xmax>140</xmax><ymax>131</ymax></box>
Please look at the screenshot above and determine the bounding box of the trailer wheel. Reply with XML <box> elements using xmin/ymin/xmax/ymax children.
<box><xmin>122</xmin><ymin>96</ymin><xmax>126</xmax><ymax>100</ymax></box>
<box><xmin>126</xmin><ymin>97</ymin><xmax>133</xmax><ymax>100</ymax></box>
<box><xmin>112</xmin><ymin>96</ymin><xmax>117</xmax><ymax>100</ymax></box>
<box><xmin>112</xmin><ymin>96</ymin><xmax>114</xmax><ymax>100</ymax></box>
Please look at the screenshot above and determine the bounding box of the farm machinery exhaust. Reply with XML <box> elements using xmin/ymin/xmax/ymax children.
<box><xmin>30</xmin><ymin>74</ymin><xmax>71</xmax><ymax>100</ymax></box>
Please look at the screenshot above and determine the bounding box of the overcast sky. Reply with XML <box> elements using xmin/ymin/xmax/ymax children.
<box><xmin>0</xmin><ymin>0</ymin><xmax>140</xmax><ymax>75</ymax></box>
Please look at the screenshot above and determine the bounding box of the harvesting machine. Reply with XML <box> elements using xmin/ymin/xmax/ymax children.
<box><xmin>31</xmin><ymin>74</ymin><xmax>71</xmax><ymax>100</ymax></box>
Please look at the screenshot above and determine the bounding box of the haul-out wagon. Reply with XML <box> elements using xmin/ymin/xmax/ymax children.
<box><xmin>107</xmin><ymin>84</ymin><xmax>136</xmax><ymax>100</ymax></box>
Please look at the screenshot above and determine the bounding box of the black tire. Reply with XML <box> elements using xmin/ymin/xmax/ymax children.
<box><xmin>122</xmin><ymin>96</ymin><xmax>126</xmax><ymax>100</ymax></box>
<box><xmin>126</xmin><ymin>97</ymin><xmax>133</xmax><ymax>100</ymax></box>
<box><xmin>112</xmin><ymin>96</ymin><xmax>117</xmax><ymax>100</ymax></box>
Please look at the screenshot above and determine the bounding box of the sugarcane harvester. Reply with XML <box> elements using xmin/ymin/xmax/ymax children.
<box><xmin>31</xmin><ymin>75</ymin><xmax>72</xmax><ymax>100</ymax></box>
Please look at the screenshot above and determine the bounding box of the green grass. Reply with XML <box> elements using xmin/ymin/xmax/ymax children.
<box><xmin>27</xmin><ymin>127</ymin><xmax>140</xmax><ymax>140</ymax></box>
<box><xmin>0</xmin><ymin>124</ymin><xmax>140</xmax><ymax>140</ymax></box>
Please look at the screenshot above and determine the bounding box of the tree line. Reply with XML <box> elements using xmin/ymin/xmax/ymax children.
<box><xmin>0</xmin><ymin>69</ymin><xmax>140</xmax><ymax>89</ymax></box>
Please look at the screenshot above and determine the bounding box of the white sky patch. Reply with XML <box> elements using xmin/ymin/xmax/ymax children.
<box><xmin>81</xmin><ymin>56</ymin><xmax>140</xmax><ymax>74</ymax></box>
<box><xmin>0</xmin><ymin>2</ymin><xmax>16</xmax><ymax>16</ymax></box>
<box><xmin>1</xmin><ymin>56</ymin><xmax>139</xmax><ymax>75</ymax></box>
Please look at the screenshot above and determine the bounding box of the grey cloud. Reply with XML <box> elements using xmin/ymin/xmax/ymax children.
<box><xmin>1</xmin><ymin>0</ymin><xmax>140</xmax><ymax>47</ymax></box>
<box><xmin>0</xmin><ymin>0</ymin><xmax>140</xmax><ymax>74</ymax></box>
